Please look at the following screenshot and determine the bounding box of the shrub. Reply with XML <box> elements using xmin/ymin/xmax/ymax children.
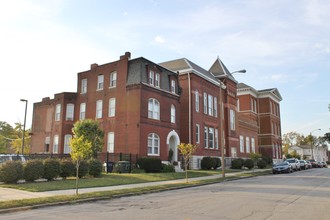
<box><xmin>24</xmin><ymin>159</ymin><xmax>44</xmax><ymax>182</ymax></box>
<box><xmin>231</xmin><ymin>158</ymin><xmax>244</xmax><ymax>169</ymax></box>
<box><xmin>213</xmin><ymin>157</ymin><xmax>221</xmax><ymax>169</ymax></box>
<box><xmin>43</xmin><ymin>158</ymin><xmax>61</xmax><ymax>180</ymax></box>
<box><xmin>244</xmin><ymin>159</ymin><xmax>254</xmax><ymax>170</ymax></box>
<box><xmin>89</xmin><ymin>159</ymin><xmax>103</xmax><ymax>177</ymax></box>
<box><xmin>161</xmin><ymin>163</ymin><xmax>175</xmax><ymax>173</ymax></box>
<box><xmin>0</xmin><ymin>161</ymin><xmax>24</xmax><ymax>183</ymax></box>
<box><xmin>60</xmin><ymin>159</ymin><xmax>75</xmax><ymax>179</ymax></box>
<box><xmin>201</xmin><ymin>157</ymin><xmax>216</xmax><ymax>170</ymax></box>
<box><xmin>257</xmin><ymin>160</ymin><xmax>267</xmax><ymax>169</ymax></box>
<box><xmin>261</xmin><ymin>155</ymin><xmax>273</xmax><ymax>165</ymax></box>
<box><xmin>137</xmin><ymin>157</ymin><xmax>162</xmax><ymax>173</ymax></box>
<box><xmin>74</xmin><ymin>160</ymin><xmax>89</xmax><ymax>178</ymax></box>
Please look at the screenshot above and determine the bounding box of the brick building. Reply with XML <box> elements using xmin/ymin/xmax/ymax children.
<box><xmin>31</xmin><ymin>52</ymin><xmax>283</xmax><ymax>167</ymax></box>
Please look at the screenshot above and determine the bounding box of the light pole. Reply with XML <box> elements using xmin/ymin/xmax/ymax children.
<box><xmin>20</xmin><ymin>99</ymin><xmax>28</xmax><ymax>155</ymax></box>
<box><xmin>310</xmin><ymin>128</ymin><xmax>321</xmax><ymax>160</ymax></box>
<box><xmin>217</xmin><ymin>69</ymin><xmax>246</xmax><ymax>178</ymax></box>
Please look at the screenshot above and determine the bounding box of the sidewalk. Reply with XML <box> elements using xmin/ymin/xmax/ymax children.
<box><xmin>0</xmin><ymin>169</ymin><xmax>270</xmax><ymax>202</ymax></box>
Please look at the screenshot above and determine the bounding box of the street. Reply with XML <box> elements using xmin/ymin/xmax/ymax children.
<box><xmin>2</xmin><ymin>168</ymin><xmax>330</xmax><ymax>220</ymax></box>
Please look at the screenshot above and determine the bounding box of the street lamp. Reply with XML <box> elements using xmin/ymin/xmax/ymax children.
<box><xmin>310</xmin><ymin>128</ymin><xmax>321</xmax><ymax>160</ymax></box>
<box><xmin>20</xmin><ymin>99</ymin><xmax>28</xmax><ymax>155</ymax></box>
<box><xmin>216</xmin><ymin>69</ymin><xmax>246</xmax><ymax>178</ymax></box>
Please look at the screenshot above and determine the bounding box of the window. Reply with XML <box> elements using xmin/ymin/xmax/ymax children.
<box><xmin>66</xmin><ymin>104</ymin><xmax>74</xmax><ymax>121</ymax></box>
<box><xmin>195</xmin><ymin>90</ymin><xmax>199</xmax><ymax>112</ymax></box>
<box><xmin>53</xmin><ymin>135</ymin><xmax>59</xmax><ymax>154</ymax></box>
<box><xmin>237</xmin><ymin>99</ymin><xmax>240</xmax><ymax>112</ymax></box>
<box><xmin>96</xmin><ymin>100</ymin><xmax>103</xmax><ymax>119</ymax></box>
<box><xmin>196</xmin><ymin>124</ymin><xmax>200</xmax><ymax>144</ymax></box>
<box><xmin>55</xmin><ymin>104</ymin><xmax>61</xmax><ymax>121</ymax></box>
<box><xmin>251</xmin><ymin>138</ymin><xmax>255</xmax><ymax>153</ymax></box>
<box><xmin>171</xmin><ymin>104</ymin><xmax>175</xmax><ymax>123</ymax></box>
<box><xmin>215</xmin><ymin>129</ymin><xmax>218</xmax><ymax>149</ymax></box>
<box><xmin>149</xmin><ymin>71</ymin><xmax>154</xmax><ymax>86</ymax></box>
<box><xmin>254</xmin><ymin>100</ymin><xmax>257</xmax><ymax>113</ymax></box>
<box><xmin>230</xmin><ymin>109</ymin><xmax>236</xmax><ymax>130</ymax></box>
<box><xmin>97</xmin><ymin>75</ymin><xmax>104</xmax><ymax>90</ymax></box>
<box><xmin>148</xmin><ymin>98</ymin><xmax>160</xmax><ymax>120</ymax></box>
<box><xmin>108</xmin><ymin>98</ymin><xmax>116</xmax><ymax>117</ymax></box>
<box><xmin>107</xmin><ymin>132</ymin><xmax>114</xmax><ymax>153</ymax></box>
<box><xmin>246</xmin><ymin>137</ymin><xmax>250</xmax><ymax>153</ymax></box>
<box><xmin>272</xmin><ymin>144</ymin><xmax>275</xmax><ymax>158</ymax></box>
<box><xmin>213</xmin><ymin>97</ymin><xmax>217</xmax><ymax>117</ymax></box>
<box><xmin>80</xmin><ymin>103</ymin><xmax>86</xmax><ymax>120</ymax></box>
<box><xmin>148</xmin><ymin>133</ymin><xmax>159</xmax><ymax>156</ymax></box>
<box><xmin>240</xmin><ymin>135</ymin><xmax>244</xmax><ymax>153</ymax></box>
<box><xmin>171</xmin><ymin>80</ymin><xmax>176</xmax><ymax>94</ymax></box>
<box><xmin>110</xmin><ymin>71</ymin><xmax>117</xmax><ymax>88</ymax></box>
<box><xmin>208</xmin><ymin>127</ymin><xmax>214</xmax><ymax>149</ymax></box>
<box><xmin>204</xmin><ymin>126</ymin><xmax>208</xmax><ymax>148</ymax></box>
<box><xmin>203</xmin><ymin>92</ymin><xmax>207</xmax><ymax>114</ymax></box>
<box><xmin>208</xmin><ymin>94</ymin><xmax>213</xmax><ymax>116</ymax></box>
<box><xmin>81</xmin><ymin>79</ymin><xmax>87</xmax><ymax>94</ymax></box>
<box><xmin>155</xmin><ymin>73</ymin><xmax>160</xmax><ymax>87</ymax></box>
<box><xmin>64</xmin><ymin>134</ymin><xmax>72</xmax><ymax>154</ymax></box>
<box><xmin>45</xmin><ymin>136</ymin><xmax>50</xmax><ymax>152</ymax></box>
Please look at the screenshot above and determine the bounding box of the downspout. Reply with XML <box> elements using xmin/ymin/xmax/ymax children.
<box><xmin>188</xmin><ymin>72</ymin><xmax>191</xmax><ymax>143</ymax></box>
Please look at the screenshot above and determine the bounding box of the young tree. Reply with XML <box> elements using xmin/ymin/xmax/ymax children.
<box><xmin>72</xmin><ymin>119</ymin><xmax>104</xmax><ymax>158</ymax></box>
<box><xmin>70</xmin><ymin>135</ymin><xmax>92</xmax><ymax>195</ymax></box>
<box><xmin>177</xmin><ymin>143</ymin><xmax>198</xmax><ymax>183</ymax></box>
<box><xmin>249</xmin><ymin>152</ymin><xmax>261</xmax><ymax>171</ymax></box>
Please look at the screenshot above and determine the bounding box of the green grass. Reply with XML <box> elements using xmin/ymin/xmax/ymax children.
<box><xmin>0</xmin><ymin>170</ymin><xmax>222</xmax><ymax>192</ymax></box>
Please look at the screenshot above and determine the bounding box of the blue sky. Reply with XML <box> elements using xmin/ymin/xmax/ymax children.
<box><xmin>0</xmin><ymin>0</ymin><xmax>329</xmax><ymax>138</ymax></box>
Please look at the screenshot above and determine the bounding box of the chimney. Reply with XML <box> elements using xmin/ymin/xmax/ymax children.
<box><xmin>91</xmin><ymin>63</ymin><xmax>98</xmax><ymax>69</ymax></box>
<box><xmin>120</xmin><ymin>52</ymin><xmax>131</xmax><ymax>60</ymax></box>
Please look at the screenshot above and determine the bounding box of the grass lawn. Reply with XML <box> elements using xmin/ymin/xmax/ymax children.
<box><xmin>0</xmin><ymin>169</ymin><xmax>228</xmax><ymax>192</ymax></box>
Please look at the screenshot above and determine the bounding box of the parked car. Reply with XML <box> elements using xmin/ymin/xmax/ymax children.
<box><xmin>308</xmin><ymin>159</ymin><xmax>318</xmax><ymax>168</ymax></box>
<box><xmin>286</xmin><ymin>158</ymin><xmax>300</xmax><ymax>171</ymax></box>
<box><xmin>306</xmin><ymin>160</ymin><xmax>312</xmax><ymax>169</ymax></box>
<box><xmin>321</xmin><ymin>161</ymin><xmax>328</xmax><ymax>168</ymax></box>
<box><xmin>317</xmin><ymin>161</ymin><xmax>323</xmax><ymax>168</ymax></box>
<box><xmin>273</xmin><ymin>161</ymin><xmax>293</xmax><ymax>174</ymax></box>
<box><xmin>0</xmin><ymin>154</ymin><xmax>27</xmax><ymax>165</ymax></box>
<box><xmin>299</xmin><ymin>160</ymin><xmax>308</xmax><ymax>170</ymax></box>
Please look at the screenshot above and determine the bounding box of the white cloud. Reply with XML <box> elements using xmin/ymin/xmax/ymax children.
<box><xmin>154</xmin><ymin>36</ymin><xmax>165</xmax><ymax>44</ymax></box>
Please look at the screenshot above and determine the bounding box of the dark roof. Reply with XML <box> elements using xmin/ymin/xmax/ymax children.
<box><xmin>209</xmin><ymin>57</ymin><xmax>237</xmax><ymax>82</ymax></box>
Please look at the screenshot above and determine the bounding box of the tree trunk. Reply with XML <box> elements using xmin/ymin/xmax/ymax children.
<box><xmin>75</xmin><ymin>161</ymin><xmax>80</xmax><ymax>196</ymax></box>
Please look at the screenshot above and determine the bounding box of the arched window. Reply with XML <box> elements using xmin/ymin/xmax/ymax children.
<box><xmin>171</xmin><ymin>104</ymin><xmax>175</xmax><ymax>123</ymax></box>
<box><xmin>148</xmin><ymin>98</ymin><xmax>160</xmax><ymax>120</ymax></box>
<box><xmin>148</xmin><ymin>133</ymin><xmax>160</xmax><ymax>156</ymax></box>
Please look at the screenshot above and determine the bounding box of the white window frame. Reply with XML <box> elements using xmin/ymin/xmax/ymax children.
<box><xmin>80</xmin><ymin>103</ymin><xmax>86</xmax><ymax>120</ymax></box>
<box><xmin>214</xmin><ymin>97</ymin><xmax>217</xmax><ymax>117</ymax></box>
<box><xmin>195</xmin><ymin>90</ymin><xmax>199</xmax><ymax>112</ymax></box>
<box><xmin>148</xmin><ymin>98</ymin><xmax>160</xmax><ymax>120</ymax></box>
<box><xmin>107</xmin><ymin>132</ymin><xmax>114</xmax><ymax>153</ymax></box>
<box><xmin>66</xmin><ymin>104</ymin><xmax>74</xmax><ymax>121</ymax></box>
<box><xmin>96</xmin><ymin>100</ymin><xmax>103</xmax><ymax>119</ymax></box>
<box><xmin>155</xmin><ymin>73</ymin><xmax>160</xmax><ymax>87</ymax></box>
<box><xmin>148</xmin><ymin>133</ymin><xmax>160</xmax><ymax>156</ymax></box>
<box><xmin>251</xmin><ymin>138</ymin><xmax>255</xmax><ymax>153</ymax></box>
<box><xmin>110</xmin><ymin>71</ymin><xmax>117</xmax><ymax>88</ymax></box>
<box><xmin>203</xmin><ymin>92</ymin><xmax>207</xmax><ymax>114</ymax></box>
<box><xmin>196</xmin><ymin>124</ymin><xmax>200</xmax><ymax>144</ymax></box>
<box><xmin>246</xmin><ymin>137</ymin><xmax>250</xmax><ymax>153</ymax></box>
<box><xmin>208</xmin><ymin>127</ymin><xmax>214</xmax><ymax>149</ymax></box>
<box><xmin>171</xmin><ymin>80</ymin><xmax>176</xmax><ymax>94</ymax></box>
<box><xmin>208</xmin><ymin>94</ymin><xmax>213</xmax><ymax>116</ymax></box>
<box><xmin>240</xmin><ymin>135</ymin><xmax>244</xmax><ymax>153</ymax></box>
<box><xmin>170</xmin><ymin>104</ymin><xmax>175</xmax><ymax>123</ymax></box>
<box><xmin>215</xmin><ymin>129</ymin><xmax>218</xmax><ymax>149</ymax></box>
<box><xmin>53</xmin><ymin>135</ymin><xmax>59</xmax><ymax>154</ymax></box>
<box><xmin>97</xmin><ymin>75</ymin><xmax>104</xmax><ymax>90</ymax></box>
<box><xmin>55</xmin><ymin>104</ymin><xmax>61</xmax><ymax>121</ymax></box>
<box><xmin>81</xmin><ymin>79</ymin><xmax>87</xmax><ymax>94</ymax></box>
<box><xmin>108</xmin><ymin>98</ymin><xmax>116</xmax><ymax>117</ymax></box>
<box><xmin>204</xmin><ymin>126</ymin><xmax>208</xmax><ymax>148</ymax></box>
<box><xmin>149</xmin><ymin>71</ymin><xmax>154</xmax><ymax>86</ymax></box>
<box><xmin>230</xmin><ymin>109</ymin><xmax>236</xmax><ymax>131</ymax></box>
<box><xmin>64</xmin><ymin>134</ymin><xmax>72</xmax><ymax>154</ymax></box>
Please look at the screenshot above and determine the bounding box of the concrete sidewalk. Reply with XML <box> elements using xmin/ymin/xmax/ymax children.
<box><xmin>0</xmin><ymin>169</ymin><xmax>270</xmax><ymax>202</ymax></box>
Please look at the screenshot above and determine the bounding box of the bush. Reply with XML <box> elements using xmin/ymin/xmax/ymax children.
<box><xmin>231</xmin><ymin>158</ymin><xmax>244</xmax><ymax>169</ymax></box>
<box><xmin>137</xmin><ymin>157</ymin><xmax>162</xmax><ymax>173</ymax></box>
<box><xmin>43</xmin><ymin>158</ymin><xmax>61</xmax><ymax>180</ymax></box>
<box><xmin>0</xmin><ymin>161</ymin><xmax>24</xmax><ymax>183</ymax></box>
<box><xmin>89</xmin><ymin>159</ymin><xmax>103</xmax><ymax>177</ymax></box>
<box><xmin>213</xmin><ymin>157</ymin><xmax>221</xmax><ymax>169</ymax></box>
<box><xmin>244</xmin><ymin>159</ymin><xmax>254</xmax><ymax>170</ymax></box>
<box><xmin>74</xmin><ymin>160</ymin><xmax>89</xmax><ymax>178</ymax></box>
<box><xmin>201</xmin><ymin>157</ymin><xmax>216</xmax><ymax>170</ymax></box>
<box><xmin>161</xmin><ymin>163</ymin><xmax>175</xmax><ymax>173</ymax></box>
<box><xmin>261</xmin><ymin>155</ymin><xmax>273</xmax><ymax>165</ymax></box>
<box><xmin>257</xmin><ymin>160</ymin><xmax>267</xmax><ymax>169</ymax></box>
<box><xmin>24</xmin><ymin>159</ymin><xmax>44</xmax><ymax>182</ymax></box>
<box><xmin>60</xmin><ymin>159</ymin><xmax>75</xmax><ymax>179</ymax></box>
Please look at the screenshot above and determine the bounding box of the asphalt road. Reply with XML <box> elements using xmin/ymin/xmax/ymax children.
<box><xmin>2</xmin><ymin>168</ymin><xmax>330</xmax><ymax>220</ymax></box>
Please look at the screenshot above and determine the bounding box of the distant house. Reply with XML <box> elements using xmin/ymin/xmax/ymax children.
<box><xmin>288</xmin><ymin>145</ymin><xmax>328</xmax><ymax>162</ymax></box>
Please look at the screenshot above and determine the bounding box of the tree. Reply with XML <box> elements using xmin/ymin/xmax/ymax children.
<box><xmin>72</xmin><ymin>119</ymin><xmax>104</xmax><ymax>158</ymax></box>
<box><xmin>70</xmin><ymin>135</ymin><xmax>92</xmax><ymax>195</ymax></box>
<box><xmin>177</xmin><ymin>143</ymin><xmax>198</xmax><ymax>183</ymax></box>
<box><xmin>249</xmin><ymin>153</ymin><xmax>261</xmax><ymax>171</ymax></box>
<box><xmin>323</xmin><ymin>133</ymin><xmax>330</xmax><ymax>143</ymax></box>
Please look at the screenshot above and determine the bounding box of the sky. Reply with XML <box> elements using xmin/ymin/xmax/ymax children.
<box><xmin>0</xmin><ymin>0</ymin><xmax>329</xmax><ymax>138</ymax></box>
